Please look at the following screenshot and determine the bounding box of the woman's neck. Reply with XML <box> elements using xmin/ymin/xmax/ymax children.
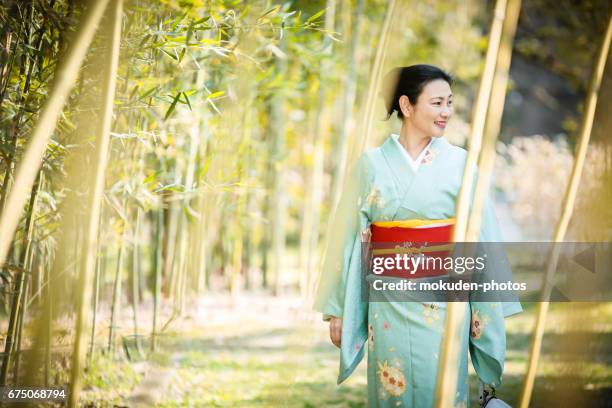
<box><xmin>398</xmin><ymin>125</ymin><xmax>432</xmax><ymax>161</ymax></box>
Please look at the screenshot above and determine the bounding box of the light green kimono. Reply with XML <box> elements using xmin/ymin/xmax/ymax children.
<box><xmin>314</xmin><ymin>133</ymin><xmax>522</xmax><ymax>407</ymax></box>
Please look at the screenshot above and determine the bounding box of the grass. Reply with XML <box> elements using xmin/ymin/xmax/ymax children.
<box><xmin>79</xmin><ymin>297</ymin><xmax>612</xmax><ymax>407</ymax></box>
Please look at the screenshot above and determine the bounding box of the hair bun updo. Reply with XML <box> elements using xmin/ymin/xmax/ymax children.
<box><xmin>380</xmin><ymin>64</ymin><xmax>454</xmax><ymax>120</ymax></box>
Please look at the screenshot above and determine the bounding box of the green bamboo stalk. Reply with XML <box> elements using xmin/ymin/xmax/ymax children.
<box><xmin>434</xmin><ymin>0</ymin><xmax>513</xmax><ymax>406</ymax></box>
<box><xmin>162</xmin><ymin>200</ymin><xmax>176</xmax><ymax>298</ymax></box>
<box><xmin>69</xmin><ymin>0</ymin><xmax>123</xmax><ymax>405</ymax></box>
<box><xmin>0</xmin><ymin>3</ymin><xmax>35</xmax><ymax>213</ymax></box>
<box><xmin>330</xmin><ymin>0</ymin><xmax>364</xmax><ymax>211</ymax></box>
<box><xmin>303</xmin><ymin>0</ymin><xmax>336</xmax><ymax>301</ymax></box>
<box><xmin>519</xmin><ymin>14</ymin><xmax>612</xmax><ymax>408</ymax></box>
<box><xmin>11</xmin><ymin>171</ymin><xmax>42</xmax><ymax>383</ymax></box>
<box><xmin>151</xmin><ymin>209</ymin><xmax>163</xmax><ymax>352</ymax></box>
<box><xmin>88</xmin><ymin>238</ymin><xmax>102</xmax><ymax>363</ymax></box>
<box><xmin>270</xmin><ymin>36</ymin><xmax>288</xmax><ymax>296</ymax></box>
<box><xmin>43</xmin><ymin>261</ymin><xmax>52</xmax><ymax>386</ymax></box>
<box><xmin>0</xmin><ymin>0</ymin><xmax>111</xmax><ymax>269</ymax></box>
<box><xmin>108</xmin><ymin>200</ymin><xmax>128</xmax><ymax>354</ymax></box>
<box><xmin>230</xmin><ymin>99</ymin><xmax>254</xmax><ymax>297</ymax></box>
<box><xmin>354</xmin><ymin>0</ymin><xmax>396</xmax><ymax>155</ymax></box>
<box><xmin>466</xmin><ymin>0</ymin><xmax>521</xmax><ymax>240</ymax></box>
<box><xmin>314</xmin><ymin>0</ymin><xmax>397</xmax><ymax>318</ymax></box>
<box><xmin>0</xmin><ymin>30</ymin><xmax>14</xmax><ymax>105</ymax></box>
<box><xmin>0</xmin><ymin>5</ymin><xmax>25</xmax><ymax>108</ymax></box>
<box><xmin>131</xmin><ymin>207</ymin><xmax>142</xmax><ymax>355</ymax></box>
<box><xmin>0</xmin><ymin>169</ymin><xmax>42</xmax><ymax>385</ymax></box>
<box><xmin>89</xmin><ymin>204</ymin><xmax>107</xmax><ymax>362</ymax></box>
<box><xmin>299</xmin><ymin>87</ymin><xmax>318</xmax><ymax>298</ymax></box>
<box><xmin>174</xmin><ymin>129</ymin><xmax>199</xmax><ymax>313</ymax></box>
<box><xmin>12</xmin><ymin>272</ymin><xmax>28</xmax><ymax>383</ymax></box>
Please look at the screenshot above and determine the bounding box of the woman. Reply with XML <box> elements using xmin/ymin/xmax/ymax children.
<box><xmin>314</xmin><ymin>64</ymin><xmax>522</xmax><ymax>407</ymax></box>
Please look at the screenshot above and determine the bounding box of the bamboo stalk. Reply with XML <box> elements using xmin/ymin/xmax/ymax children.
<box><xmin>0</xmin><ymin>3</ymin><xmax>28</xmax><ymax>110</ymax></box>
<box><xmin>12</xmin><ymin>171</ymin><xmax>41</xmax><ymax>382</ymax></box>
<box><xmin>466</xmin><ymin>0</ymin><xmax>522</xmax><ymax>241</ymax></box>
<box><xmin>69</xmin><ymin>0</ymin><xmax>123</xmax><ymax>405</ymax></box>
<box><xmin>519</xmin><ymin>14</ymin><xmax>612</xmax><ymax>408</ymax></box>
<box><xmin>230</xmin><ymin>104</ymin><xmax>253</xmax><ymax>298</ymax></box>
<box><xmin>152</xmin><ymin>209</ymin><xmax>163</xmax><ymax>352</ymax></box>
<box><xmin>313</xmin><ymin>0</ymin><xmax>396</xmax><ymax>318</ymax></box>
<box><xmin>0</xmin><ymin>30</ymin><xmax>14</xmax><ymax>104</ymax></box>
<box><xmin>299</xmin><ymin>86</ymin><xmax>318</xmax><ymax>298</ymax></box>
<box><xmin>330</xmin><ymin>0</ymin><xmax>364</xmax><ymax>212</ymax></box>
<box><xmin>434</xmin><ymin>0</ymin><xmax>511</xmax><ymax>406</ymax></box>
<box><xmin>355</xmin><ymin>0</ymin><xmax>396</xmax><ymax>155</ymax></box>
<box><xmin>0</xmin><ymin>3</ymin><xmax>36</xmax><ymax>213</ymax></box>
<box><xmin>0</xmin><ymin>0</ymin><xmax>111</xmax><ymax>270</ymax></box>
<box><xmin>0</xmin><ymin>169</ymin><xmax>42</xmax><ymax>385</ymax></box>
<box><xmin>131</xmin><ymin>207</ymin><xmax>142</xmax><ymax>355</ymax></box>
<box><xmin>303</xmin><ymin>0</ymin><xmax>336</xmax><ymax>301</ymax></box>
<box><xmin>270</xmin><ymin>36</ymin><xmax>289</xmax><ymax>296</ymax></box>
<box><xmin>174</xmin><ymin>128</ymin><xmax>199</xmax><ymax>313</ymax></box>
<box><xmin>43</xmin><ymin>260</ymin><xmax>52</xmax><ymax>386</ymax></box>
<box><xmin>88</xmin><ymin>235</ymin><xmax>102</xmax><ymax>363</ymax></box>
<box><xmin>108</xmin><ymin>198</ymin><xmax>128</xmax><ymax>354</ymax></box>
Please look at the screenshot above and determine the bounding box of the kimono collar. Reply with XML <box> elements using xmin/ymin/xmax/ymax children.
<box><xmin>380</xmin><ymin>134</ymin><xmax>447</xmax><ymax>197</ymax></box>
<box><xmin>381</xmin><ymin>133</ymin><xmax>445</xmax><ymax>171</ymax></box>
<box><xmin>391</xmin><ymin>133</ymin><xmax>434</xmax><ymax>172</ymax></box>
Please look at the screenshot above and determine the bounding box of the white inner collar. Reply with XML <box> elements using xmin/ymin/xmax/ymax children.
<box><xmin>391</xmin><ymin>133</ymin><xmax>433</xmax><ymax>172</ymax></box>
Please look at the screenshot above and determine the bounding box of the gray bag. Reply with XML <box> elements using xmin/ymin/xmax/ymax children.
<box><xmin>479</xmin><ymin>382</ymin><xmax>512</xmax><ymax>408</ymax></box>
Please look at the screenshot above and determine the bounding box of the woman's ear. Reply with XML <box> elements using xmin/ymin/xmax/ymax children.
<box><xmin>398</xmin><ymin>95</ymin><xmax>411</xmax><ymax>118</ymax></box>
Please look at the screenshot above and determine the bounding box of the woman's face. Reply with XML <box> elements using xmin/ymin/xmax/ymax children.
<box><xmin>401</xmin><ymin>79</ymin><xmax>453</xmax><ymax>137</ymax></box>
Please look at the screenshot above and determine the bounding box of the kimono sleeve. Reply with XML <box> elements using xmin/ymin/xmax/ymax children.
<box><xmin>479</xmin><ymin>196</ymin><xmax>523</xmax><ymax>317</ymax></box>
<box><xmin>468</xmin><ymin>301</ymin><xmax>506</xmax><ymax>387</ymax></box>
<box><xmin>313</xmin><ymin>155</ymin><xmax>372</xmax><ymax>320</ymax></box>
<box><xmin>468</xmin><ymin>193</ymin><xmax>522</xmax><ymax>387</ymax></box>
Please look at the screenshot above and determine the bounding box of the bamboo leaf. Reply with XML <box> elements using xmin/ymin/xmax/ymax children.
<box><xmin>160</xmin><ymin>48</ymin><xmax>178</xmax><ymax>61</ymax></box>
<box><xmin>258</xmin><ymin>6</ymin><xmax>280</xmax><ymax>21</ymax></box>
<box><xmin>178</xmin><ymin>48</ymin><xmax>186</xmax><ymax>63</ymax></box>
<box><xmin>182</xmin><ymin>92</ymin><xmax>192</xmax><ymax>111</ymax></box>
<box><xmin>164</xmin><ymin>92</ymin><xmax>181</xmax><ymax>120</ymax></box>
<box><xmin>199</xmin><ymin>156</ymin><xmax>212</xmax><ymax>178</ymax></box>
<box><xmin>170</xmin><ymin>11</ymin><xmax>188</xmax><ymax>31</ymax></box>
<box><xmin>143</xmin><ymin>170</ymin><xmax>161</xmax><ymax>185</ymax></box>
<box><xmin>193</xmin><ymin>16</ymin><xmax>211</xmax><ymax>26</ymax></box>
<box><xmin>128</xmin><ymin>85</ymin><xmax>140</xmax><ymax>101</ymax></box>
<box><xmin>306</xmin><ymin>9</ymin><xmax>326</xmax><ymax>24</ymax></box>
<box><xmin>206</xmin><ymin>98</ymin><xmax>221</xmax><ymax>114</ymax></box>
<box><xmin>206</xmin><ymin>91</ymin><xmax>225</xmax><ymax>100</ymax></box>
<box><xmin>186</xmin><ymin>20</ymin><xmax>195</xmax><ymax>44</ymax></box>
<box><xmin>139</xmin><ymin>34</ymin><xmax>151</xmax><ymax>48</ymax></box>
<box><xmin>139</xmin><ymin>86</ymin><xmax>159</xmax><ymax>100</ymax></box>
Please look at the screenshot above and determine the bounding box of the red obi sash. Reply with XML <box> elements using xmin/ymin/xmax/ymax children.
<box><xmin>369</xmin><ymin>219</ymin><xmax>455</xmax><ymax>279</ymax></box>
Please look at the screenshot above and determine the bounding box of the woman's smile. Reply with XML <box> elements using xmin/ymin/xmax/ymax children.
<box><xmin>434</xmin><ymin>120</ymin><xmax>447</xmax><ymax>129</ymax></box>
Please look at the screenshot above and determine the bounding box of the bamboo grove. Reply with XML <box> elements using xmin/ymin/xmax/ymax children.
<box><xmin>0</xmin><ymin>0</ymin><xmax>610</xmax><ymax>407</ymax></box>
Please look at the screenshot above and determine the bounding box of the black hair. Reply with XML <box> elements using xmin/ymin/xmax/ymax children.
<box><xmin>381</xmin><ymin>64</ymin><xmax>454</xmax><ymax>120</ymax></box>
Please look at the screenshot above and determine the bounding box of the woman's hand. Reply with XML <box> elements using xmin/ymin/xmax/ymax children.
<box><xmin>329</xmin><ymin>316</ymin><xmax>342</xmax><ymax>348</ymax></box>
